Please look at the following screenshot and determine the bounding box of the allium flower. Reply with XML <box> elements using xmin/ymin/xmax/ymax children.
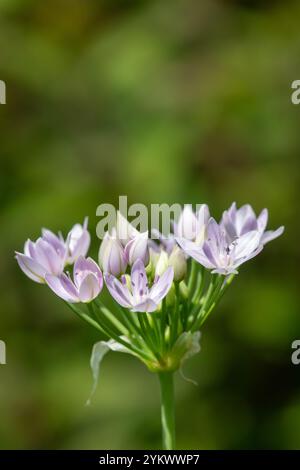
<box><xmin>221</xmin><ymin>203</ymin><xmax>284</xmax><ymax>245</ymax></box>
<box><xmin>15</xmin><ymin>218</ymin><xmax>91</xmax><ymax>283</ymax></box>
<box><xmin>66</xmin><ymin>217</ymin><xmax>91</xmax><ymax>264</ymax></box>
<box><xmin>15</xmin><ymin>235</ymin><xmax>67</xmax><ymax>283</ymax></box>
<box><xmin>98</xmin><ymin>230</ymin><xmax>127</xmax><ymax>277</ymax></box>
<box><xmin>45</xmin><ymin>256</ymin><xmax>103</xmax><ymax>303</ymax></box>
<box><xmin>178</xmin><ymin>218</ymin><xmax>263</xmax><ymax>275</ymax></box>
<box><xmin>174</xmin><ymin>204</ymin><xmax>210</xmax><ymax>244</ymax></box>
<box><xmin>124</xmin><ymin>231</ymin><xmax>149</xmax><ymax>266</ymax></box>
<box><xmin>105</xmin><ymin>259</ymin><xmax>174</xmax><ymax>312</ymax></box>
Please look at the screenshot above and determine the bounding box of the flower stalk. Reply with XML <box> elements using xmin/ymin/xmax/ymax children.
<box><xmin>158</xmin><ymin>371</ymin><xmax>176</xmax><ymax>450</ymax></box>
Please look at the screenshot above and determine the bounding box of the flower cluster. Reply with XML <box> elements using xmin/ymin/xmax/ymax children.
<box><xmin>15</xmin><ymin>203</ymin><xmax>283</xmax><ymax>372</ymax></box>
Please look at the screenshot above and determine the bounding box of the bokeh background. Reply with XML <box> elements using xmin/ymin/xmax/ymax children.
<box><xmin>0</xmin><ymin>0</ymin><xmax>299</xmax><ymax>449</ymax></box>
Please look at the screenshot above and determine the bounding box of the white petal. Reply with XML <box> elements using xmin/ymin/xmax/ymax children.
<box><xmin>78</xmin><ymin>273</ymin><xmax>101</xmax><ymax>303</ymax></box>
<box><xmin>234</xmin><ymin>230</ymin><xmax>260</xmax><ymax>259</ymax></box>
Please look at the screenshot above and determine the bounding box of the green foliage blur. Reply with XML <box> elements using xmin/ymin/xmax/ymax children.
<box><xmin>0</xmin><ymin>0</ymin><xmax>299</xmax><ymax>449</ymax></box>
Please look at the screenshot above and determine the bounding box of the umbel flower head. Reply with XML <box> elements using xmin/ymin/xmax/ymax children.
<box><xmin>15</xmin><ymin>204</ymin><xmax>284</xmax><ymax>350</ymax></box>
<box><xmin>15</xmin><ymin>202</ymin><xmax>284</xmax><ymax>449</ymax></box>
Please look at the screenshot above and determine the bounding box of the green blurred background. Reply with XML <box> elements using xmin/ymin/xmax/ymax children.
<box><xmin>0</xmin><ymin>0</ymin><xmax>299</xmax><ymax>449</ymax></box>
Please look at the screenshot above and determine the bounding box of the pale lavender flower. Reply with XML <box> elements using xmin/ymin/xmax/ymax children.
<box><xmin>15</xmin><ymin>235</ymin><xmax>67</xmax><ymax>283</ymax></box>
<box><xmin>174</xmin><ymin>204</ymin><xmax>210</xmax><ymax>244</ymax></box>
<box><xmin>105</xmin><ymin>259</ymin><xmax>174</xmax><ymax>313</ymax></box>
<box><xmin>98</xmin><ymin>230</ymin><xmax>127</xmax><ymax>277</ymax></box>
<box><xmin>124</xmin><ymin>231</ymin><xmax>149</xmax><ymax>266</ymax></box>
<box><xmin>177</xmin><ymin>218</ymin><xmax>263</xmax><ymax>275</ymax></box>
<box><xmin>66</xmin><ymin>217</ymin><xmax>91</xmax><ymax>264</ymax></box>
<box><xmin>221</xmin><ymin>203</ymin><xmax>284</xmax><ymax>245</ymax></box>
<box><xmin>45</xmin><ymin>256</ymin><xmax>103</xmax><ymax>303</ymax></box>
<box><xmin>15</xmin><ymin>218</ymin><xmax>90</xmax><ymax>283</ymax></box>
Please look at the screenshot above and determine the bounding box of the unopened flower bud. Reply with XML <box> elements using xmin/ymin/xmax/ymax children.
<box><xmin>168</xmin><ymin>246</ymin><xmax>187</xmax><ymax>282</ymax></box>
<box><xmin>175</xmin><ymin>205</ymin><xmax>198</xmax><ymax>241</ymax></box>
<box><xmin>155</xmin><ymin>251</ymin><xmax>169</xmax><ymax>277</ymax></box>
<box><xmin>179</xmin><ymin>280</ymin><xmax>189</xmax><ymax>299</ymax></box>
<box><xmin>124</xmin><ymin>232</ymin><xmax>149</xmax><ymax>266</ymax></box>
<box><xmin>98</xmin><ymin>231</ymin><xmax>127</xmax><ymax>277</ymax></box>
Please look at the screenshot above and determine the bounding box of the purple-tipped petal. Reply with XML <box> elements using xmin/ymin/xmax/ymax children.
<box><xmin>41</xmin><ymin>228</ymin><xmax>66</xmax><ymax>258</ymax></box>
<box><xmin>131</xmin><ymin>259</ymin><xmax>148</xmax><ymax>299</ymax></box>
<box><xmin>189</xmin><ymin>250</ymin><xmax>216</xmax><ymax>269</ymax></box>
<box><xmin>67</xmin><ymin>220</ymin><xmax>91</xmax><ymax>263</ymax></box>
<box><xmin>15</xmin><ymin>253</ymin><xmax>46</xmax><ymax>283</ymax></box>
<box><xmin>105</xmin><ymin>274</ymin><xmax>132</xmax><ymax>308</ymax></box>
<box><xmin>45</xmin><ymin>273</ymin><xmax>79</xmax><ymax>302</ymax></box>
<box><xmin>235</xmin><ymin>204</ymin><xmax>256</xmax><ymax>235</ymax></box>
<box><xmin>33</xmin><ymin>239</ymin><xmax>54</xmax><ymax>273</ymax></box>
<box><xmin>227</xmin><ymin>202</ymin><xmax>237</xmax><ymax>220</ymax></box>
<box><xmin>176</xmin><ymin>237</ymin><xmax>215</xmax><ymax>269</ymax></box>
<box><xmin>240</xmin><ymin>216</ymin><xmax>258</xmax><ymax>235</ymax></box>
<box><xmin>202</xmin><ymin>242</ymin><xmax>218</xmax><ymax>268</ymax></box>
<box><xmin>206</xmin><ymin>218</ymin><xmax>221</xmax><ymax>245</ymax></box>
<box><xmin>260</xmin><ymin>226</ymin><xmax>284</xmax><ymax>245</ymax></box>
<box><xmin>150</xmin><ymin>266</ymin><xmax>174</xmax><ymax>304</ymax></box>
<box><xmin>257</xmin><ymin>208</ymin><xmax>268</xmax><ymax>233</ymax></box>
<box><xmin>35</xmin><ymin>238</ymin><xmax>64</xmax><ymax>275</ymax></box>
<box><xmin>221</xmin><ymin>212</ymin><xmax>237</xmax><ymax>242</ymax></box>
<box><xmin>69</xmin><ymin>230</ymin><xmax>91</xmax><ymax>263</ymax></box>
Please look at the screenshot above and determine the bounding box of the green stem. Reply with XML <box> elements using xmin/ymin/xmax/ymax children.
<box><xmin>158</xmin><ymin>372</ymin><xmax>176</xmax><ymax>450</ymax></box>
